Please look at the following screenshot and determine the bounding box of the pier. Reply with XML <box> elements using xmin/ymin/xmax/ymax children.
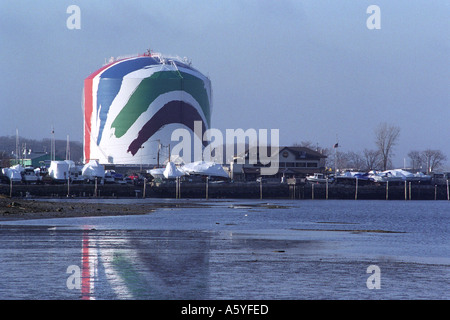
<box><xmin>1</xmin><ymin>181</ymin><xmax>449</xmax><ymax>201</ymax></box>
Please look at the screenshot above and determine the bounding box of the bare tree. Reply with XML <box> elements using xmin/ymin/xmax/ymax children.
<box><xmin>374</xmin><ymin>123</ymin><xmax>400</xmax><ymax>170</ymax></box>
<box><xmin>318</xmin><ymin>147</ymin><xmax>332</xmax><ymax>169</ymax></box>
<box><xmin>0</xmin><ymin>151</ymin><xmax>11</xmax><ymax>167</ymax></box>
<box><xmin>422</xmin><ymin>149</ymin><xmax>447</xmax><ymax>173</ymax></box>
<box><xmin>408</xmin><ymin>149</ymin><xmax>447</xmax><ymax>173</ymax></box>
<box><xmin>346</xmin><ymin>151</ymin><xmax>365</xmax><ymax>171</ymax></box>
<box><xmin>363</xmin><ymin>149</ymin><xmax>381</xmax><ymax>171</ymax></box>
<box><xmin>293</xmin><ymin>141</ymin><xmax>314</xmax><ymax>149</ymax></box>
<box><xmin>328</xmin><ymin>151</ymin><xmax>363</xmax><ymax>171</ymax></box>
<box><xmin>407</xmin><ymin>150</ymin><xmax>423</xmax><ymax>170</ymax></box>
<box><xmin>339</xmin><ymin>151</ymin><xmax>350</xmax><ymax>171</ymax></box>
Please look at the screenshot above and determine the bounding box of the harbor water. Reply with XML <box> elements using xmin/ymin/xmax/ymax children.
<box><xmin>0</xmin><ymin>199</ymin><xmax>448</xmax><ymax>300</ymax></box>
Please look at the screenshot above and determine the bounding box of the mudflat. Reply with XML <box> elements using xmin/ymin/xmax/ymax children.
<box><xmin>0</xmin><ymin>197</ymin><xmax>214</xmax><ymax>221</ymax></box>
<box><xmin>0</xmin><ymin>197</ymin><xmax>152</xmax><ymax>220</ymax></box>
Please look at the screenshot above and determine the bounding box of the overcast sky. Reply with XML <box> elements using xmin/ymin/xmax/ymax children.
<box><xmin>1</xmin><ymin>0</ymin><xmax>448</xmax><ymax>167</ymax></box>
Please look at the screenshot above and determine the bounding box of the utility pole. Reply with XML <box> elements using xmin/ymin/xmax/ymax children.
<box><xmin>15</xmin><ymin>129</ymin><xmax>19</xmax><ymax>165</ymax></box>
<box><xmin>333</xmin><ymin>135</ymin><xmax>339</xmax><ymax>176</ymax></box>
<box><xmin>157</xmin><ymin>142</ymin><xmax>161</xmax><ymax>167</ymax></box>
<box><xmin>140</xmin><ymin>145</ymin><xmax>144</xmax><ymax>172</ymax></box>
<box><xmin>51</xmin><ymin>126</ymin><xmax>55</xmax><ymax>161</ymax></box>
<box><xmin>66</xmin><ymin>135</ymin><xmax>70</xmax><ymax>160</ymax></box>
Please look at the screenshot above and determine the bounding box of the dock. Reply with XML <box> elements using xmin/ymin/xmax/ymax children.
<box><xmin>1</xmin><ymin>181</ymin><xmax>449</xmax><ymax>201</ymax></box>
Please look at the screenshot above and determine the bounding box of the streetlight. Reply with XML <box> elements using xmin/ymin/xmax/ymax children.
<box><xmin>150</xmin><ymin>139</ymin><xmax>161</xmax><ymax>167</ymax></box>
<box><xmin>140</xmin><ymin>145</ymin><xmax>144</xmax><ymax>172</ymax></box>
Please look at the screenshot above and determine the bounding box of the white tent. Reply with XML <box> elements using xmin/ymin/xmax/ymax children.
<box><xmin>2</xmin><ymin>167</ymin><xmax>22</xmax><ymax>182</ymax></box>
<box><xmin>48</xmin><ymin>161</ymin><xmax>69</xmax><ymax>181</ymax></box>
<box><xmin>10</xmin><ymin>164</ymin><xmax>25</xmax><ymax>172</ymax></box>
<box><xmin>181</xmin><ymin>161</ymin><xmax>229</xmax><ymax>178</ymax></box>
<box><xmin>64</xmin><ymin>160</ymin><xmax>76</xmax><ymax>169</ymax></box>
<box><xmin>370</xmin><ymin>169</ymin><xmax>431</xmax><ymax>182</ymax></box>
<box><xmin>383</xmin><ymin>169</ymin><xmax>413</xmax><ymax>179</ymax></box>
<box><xmin>82</xmin><ymin>160</ymin><xmax>105</xmax><ymax>180</ymax></box>
<box><xmin>388</xmin><ymin>169</ymin><xmax>431</xmax><ymax>181</ymax></box>
<box><xmin>341</xmin><ymin>171</ymin><xmax>366</xmax><ymax>177</ymax></box>
<box><xmin>163</xmin><ymin>162</ymin><xmax>185</xmax><ymax>179</ymax></box>
<box><xmin>148</xmin><ymin>168</ymin><xmax>165</xmax><ymax>179</ymax></box>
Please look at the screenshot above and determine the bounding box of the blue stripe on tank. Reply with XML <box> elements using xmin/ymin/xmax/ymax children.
<box><xmin>96</xmin><ymin>57</ymin><xmax>159</xmax><ymax>145</ymax></box>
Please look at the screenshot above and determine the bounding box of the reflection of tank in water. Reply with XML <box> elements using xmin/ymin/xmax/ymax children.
<box><xmin>81</xmin><ymin>229</ymin><xmax>211</xmax><ymax>299</ymax></box>
<box><xmin>83</xmin><ymin>51</ymin><xmax>212</xmax><ymax>166</ymax></box>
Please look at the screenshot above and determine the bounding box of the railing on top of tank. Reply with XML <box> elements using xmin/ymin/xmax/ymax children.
<box><xmin>102</xmin><ymin>52</ymin><xmax>192</xmax><ymax>67</ymax></box>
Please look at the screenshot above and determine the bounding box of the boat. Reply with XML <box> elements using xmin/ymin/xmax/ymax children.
<box><xmin>369</xmin><ymin>170</ymin><xmax>406</xmax><ymax>184</ymax></box>
<box><xmin>405</xmin><ymin>172</ymin><xmax>432</xmax><ymax>184</ymax></box>
<box><xmin>163</xmin><ymin>162</ymin><xmax>185</xmax><ymax>179</ymax></box>
<box><xmin>148</xmin><ymin>168</ymin><xmax>164</xmax><ymax>184</ymax></box>
<box><xmin>34</xmin><ymin>166</ymin><xmax>49</xmax><ymax>183</ymax></box>
<box><xmin>82</xmin><ymin>160</ymin><xmax>105</xmax><ymax>182</ymax></box>
<box><xmin>2</xmin><ymin>167</ymin><xmax>22</xmax><ymax>183</ymax></box>
<box><xmin>306</xmin><ymin>173</ymin><xmax>331</xmax><ymax>183</ymax></box>
<box><xmin>334</xmin><ymin>171</ymin><xmax>373</xmax><ymax>185</ymax></box>
<box><xmin>180</xmin><ymin>161</ymin><xmax>229</xmax><ymax>179</ymax></box>
<box><xmin>22</xmin><ymin>166</ymin><xmax>38</xmax><ymax>184</ymax></box>
<box><xmin>63</xmin><ymin>160</ymin><xmax>85</xmax><ymax>184</ymax></box>
<box><xmin>371</xmin><ymin>174</ymin><xmax>403</xmax><ymax>183</ymax></box>
<box><xmin>104</xmin><ymin>170</ymin><xmax>116</xmax><ymax>184</ymax></box>
<box><xmin>148</xmin><ymin>167</ymin><xmax>165</xmax><ymax>180</ymax></box>
<box><xmin>69</xmin><ymin>166</ymin><xmax>85</xmax><ymax>183</ymax></box>
<box><xmin>369</xmin><ymin>169</ymin><xmax>431</xmax><ymax>184</ymax></box>
<box><xmin>112</xmin><ymin>172</ymin><xmax>126</xmax><ymax>184</ymax></box>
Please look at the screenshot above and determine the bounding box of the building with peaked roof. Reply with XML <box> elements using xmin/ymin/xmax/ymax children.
<box><xmin>230</xmin><ymin>146</ymin><xmax>327</xmax><ymax>181</ymax></box>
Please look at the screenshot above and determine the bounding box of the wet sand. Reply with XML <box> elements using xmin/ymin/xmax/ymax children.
<box><xmin>0</xmin><ymin>196</ymin><xmax>221</xmax><ymax>221</ymax></box>
<box><xmin>0</xmin><ymin>197</ymin><xmax>157</xmax><ymax>220</ymax></box>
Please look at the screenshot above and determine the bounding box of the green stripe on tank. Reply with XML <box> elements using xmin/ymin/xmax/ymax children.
<box><xmin>111</xmin><ymin>71</ymin><xmax>210</xmax><ymax>138</ymax></box>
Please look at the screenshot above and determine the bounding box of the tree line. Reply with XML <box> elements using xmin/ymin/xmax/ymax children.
<box><xmin>0</xmin><ymin>136</ymin><xmax>83</xmax><ymax>167</ymax></box>
<box><xmin>297</xmin><ymin>122</ymin><xmax>447</xmax><ymax>173</ymax></box>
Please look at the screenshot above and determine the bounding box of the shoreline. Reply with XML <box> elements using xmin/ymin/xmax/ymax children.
<box><xmin>0</xmin><ymin>197</ymin><xmax>156</xmax><ymax>221</ymax></box>
<box><xmin>0</xmin><ymin>196</ymin><xmax>217</xmax><ymax>221</ymax></box>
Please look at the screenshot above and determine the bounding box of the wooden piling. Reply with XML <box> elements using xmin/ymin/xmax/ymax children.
<box><xmin>386</xmin><ymin>181</ymin><xmax>389</xmax><ymax>200</ymax></box>
<box><xmin>404</xmin><ymin>181</ymin><xmax>407</xmax><ymax>200</ymax></box>
<box><xmin>447</xmin><ymin>179</ymin><xmax>449</xmax><ymax>201</ymax></box>
<box><xmin>409</xmin><ymin>182</ymin><xmax>412</xmax><ymax>200</ymax></box>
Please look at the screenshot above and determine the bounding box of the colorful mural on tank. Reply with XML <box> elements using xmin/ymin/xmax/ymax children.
<box><xmin>83</xmin><ymin>54</ymin><xmax>212</xmax><ymax>165</ymax></box>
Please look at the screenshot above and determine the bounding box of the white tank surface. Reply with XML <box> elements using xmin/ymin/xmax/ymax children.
<box><xmin>83</xmin><ymin>51</ymin><xmax>212</xmax><ymax>166</ymax></box>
